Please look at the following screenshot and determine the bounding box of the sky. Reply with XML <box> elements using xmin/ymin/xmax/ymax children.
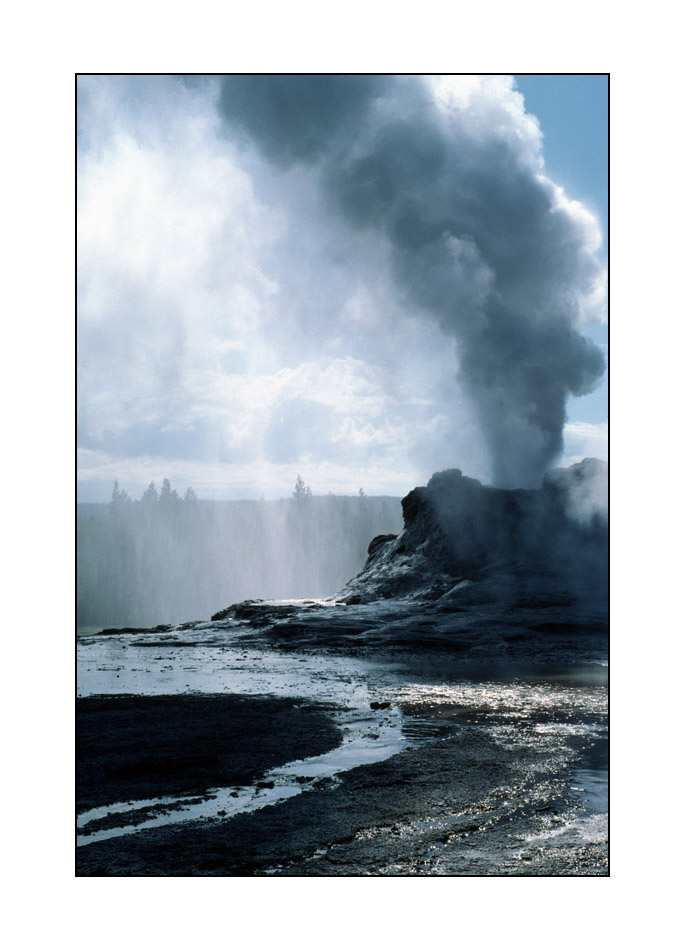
<box><xmin>514</xmin><ymin>74</ymin><xmax>608</xmax><ymax>430</ymax></box>
<box><xmin>77</xmin><ymin>74</ymin><xmax>608</xmax><ymax>502</ymax></box>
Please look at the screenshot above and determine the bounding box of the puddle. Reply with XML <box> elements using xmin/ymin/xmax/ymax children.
<box><xmin>77</xmin><ymin>705</ymin><xmax>404</xmax><ymax>846</ymax></box>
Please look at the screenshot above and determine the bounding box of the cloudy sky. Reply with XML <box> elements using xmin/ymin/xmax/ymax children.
<box><xmin>77</xmin><ymin>74</ymin><xmax>607</xmax><ymax>501</ymax></box>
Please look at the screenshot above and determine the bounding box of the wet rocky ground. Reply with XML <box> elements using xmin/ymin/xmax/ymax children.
<box><xmin>76</xmin><ymin>617</ymin><xmax>607</xmax><ymax>876</ymax></box>
<box><xmin>77</xmin><ymin>701</ymin><xmax>607</xmax><ymax>876</ymax></box>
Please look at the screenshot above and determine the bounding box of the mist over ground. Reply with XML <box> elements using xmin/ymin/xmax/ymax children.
<box><xmin>77</xmin><ymin>480</ymin><xmax>402</xmax><ymax>627</ymax></box>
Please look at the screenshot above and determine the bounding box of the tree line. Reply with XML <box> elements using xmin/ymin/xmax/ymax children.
<box><xmin>77</xmin><ymin>477</ymin><xmax>403</xmax><ymax>628</ymax></box>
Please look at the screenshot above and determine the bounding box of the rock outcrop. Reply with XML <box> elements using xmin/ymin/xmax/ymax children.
<box><xmin>339</xmin><ymin>459</ymin><xmax>607</xmax><ymax>607</ymax></box>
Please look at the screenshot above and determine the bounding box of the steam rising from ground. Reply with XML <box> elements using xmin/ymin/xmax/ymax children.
<box><xmin>77</xmin><ymin>485</ymin><xmax>403</xmax><ymax>627</ymax></box>
<box><xmin>217</xmin><ymin>75</ymin><xmax>606</xmax><ymax>488</ymax></box>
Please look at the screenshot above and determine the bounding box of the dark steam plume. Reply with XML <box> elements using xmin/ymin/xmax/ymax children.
<box><xmin>217</xmin><ymin>75</ymin><xmax>605</xmax><ymax>488</ymax></box>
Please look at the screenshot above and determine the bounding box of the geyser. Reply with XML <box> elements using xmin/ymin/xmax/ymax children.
<box><xmin>216</xmin><ymin>74</ymin><xmax>606</xmax><ymax>488</ymax></box>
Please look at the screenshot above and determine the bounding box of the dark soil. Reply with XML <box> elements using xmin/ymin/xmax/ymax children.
<box><xmin>76</xmin><ymin>693</ymin><xmax>342</xmax><ymax>812</ymax></box>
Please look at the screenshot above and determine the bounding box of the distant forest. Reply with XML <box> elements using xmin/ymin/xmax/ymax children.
<box><xmin>77</xmin><ymin>477</ymin><xmax>403</xmax><ymax>628</ymax></box>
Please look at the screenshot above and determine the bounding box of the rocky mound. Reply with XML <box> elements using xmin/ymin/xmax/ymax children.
<box><xmin>339</xmin><ymin>459</ymin><xmax>607</xmax><ymax>606</ymax></box>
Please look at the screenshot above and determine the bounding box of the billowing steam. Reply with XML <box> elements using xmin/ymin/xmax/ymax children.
<box><xmin>216</xmin><ymin>75</ymin><xmax>606</xmax><ymax>488</ymax></box>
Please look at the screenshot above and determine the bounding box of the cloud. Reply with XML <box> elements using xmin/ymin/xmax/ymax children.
<box><xmin>561</xmin><ymin>421</ymin><xmax>609</xmax><ymax>466</ymax></box>
<box><xmin>76</xmin><ymin>447</ymin><xmax>423</xmax><ymax>502</ymax></box>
